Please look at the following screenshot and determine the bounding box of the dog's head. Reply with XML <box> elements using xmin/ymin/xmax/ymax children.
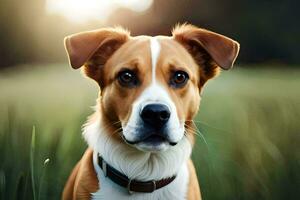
<box><xmin>65</xmin><ymin>24</ymin><xmax>239</xmax><ymax>152</ymax></box>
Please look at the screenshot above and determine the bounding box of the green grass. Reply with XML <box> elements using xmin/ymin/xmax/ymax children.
<box><xmin>0</xmin><ymin>64</ymin><xmax>299</xmax><ymax>200</ymax></box>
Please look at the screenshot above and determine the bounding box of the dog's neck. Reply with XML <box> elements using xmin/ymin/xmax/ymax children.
<box><xmin>83</xmin><ymin>113</ymin><xmax>192</xmax><ymax>181</ymax></box>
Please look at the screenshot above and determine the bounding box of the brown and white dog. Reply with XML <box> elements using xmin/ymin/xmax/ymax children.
<box><xmin>62</xmin><ymin>24</ymin><xmax>239</xmax><ymax>200</ymax></box>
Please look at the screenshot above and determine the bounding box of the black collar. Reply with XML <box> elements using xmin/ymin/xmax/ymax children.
<box><xmin>98</xmin><ymin>155</ymin><xmax>176</xmax><ymax>194</ymax></box>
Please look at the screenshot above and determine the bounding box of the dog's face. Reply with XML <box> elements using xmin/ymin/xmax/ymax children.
<box><xmin>65</xmin><ymin>25</ymin><xmax>239</xmax><ymax>152</ymax></box>
<box><xmin>101</xmin><ymin>36</ymin><xmax>202</xmax><ymax>152</ymax></box>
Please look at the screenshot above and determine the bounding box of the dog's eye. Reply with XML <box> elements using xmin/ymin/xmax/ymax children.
<box><xmin>170</xmin><ymin>71</ymin><xmax>189</xmax><ymax>88</ymax></box>
<box><xmin>118</xmin><ymin>70</ymin><xmax>138</xmax><ymax>87</ymax></box>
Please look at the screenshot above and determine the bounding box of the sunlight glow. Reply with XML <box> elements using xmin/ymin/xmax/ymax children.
<box><xmin>46</xmin><ymin>0</ymin><xmax>153</xmax><ymax>24</ymax></box>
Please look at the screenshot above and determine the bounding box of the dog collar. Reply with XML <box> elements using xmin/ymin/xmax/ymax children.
<box><xmin>98</xmin><ymin>155</ymin><xmax>176</xmax><ymax>194</ymax></box>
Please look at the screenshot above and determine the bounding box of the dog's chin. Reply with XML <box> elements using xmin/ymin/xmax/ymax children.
<box><xmin>135</xmin><ymin>141</ymin><xmax>170</xmax><ymax>152</ymax></box>
<box><xmin>134</xmin><ymin>137</ymin><xmax>170</xmax><ymax>152</ymax></box>
<box><xmin>122</xmin><ymin>134</ymin><xmax>181</xmax><ymax>152</ymax></box>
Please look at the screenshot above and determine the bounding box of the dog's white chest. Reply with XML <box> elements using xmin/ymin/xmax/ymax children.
<box><xmin>91</xmin><ymin>154</ymin><xmax>190</xmax><ymax>200</ymax></box>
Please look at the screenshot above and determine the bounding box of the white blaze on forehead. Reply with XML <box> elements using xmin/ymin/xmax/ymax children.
<box><xmin>150</xmin><ymin>37</ymin><xmax>161</xmax><ymax>83</ymax></box>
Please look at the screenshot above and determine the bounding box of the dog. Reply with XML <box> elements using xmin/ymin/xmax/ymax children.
<box><xmin>62</xmin><ymin>24</ymin><xmax>239</xmax><ymax>200</ymax></box>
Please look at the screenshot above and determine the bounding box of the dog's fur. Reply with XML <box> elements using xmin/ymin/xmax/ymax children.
<box><xmin>62</xmin><ymin>24</ymin><xmax>239</xmax><ymax>200</ymax></box>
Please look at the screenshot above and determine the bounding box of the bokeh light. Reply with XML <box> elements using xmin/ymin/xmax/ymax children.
<box><xmin>46</xmin><ymin>0</ymin><xmax>153</xmax><ymax>23</ymax></box>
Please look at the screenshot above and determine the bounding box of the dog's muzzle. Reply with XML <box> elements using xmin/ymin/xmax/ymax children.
<box><xmin>123</xmin><ymin>103</ymin><xmax>178</xmax><ymax>149</ymax></box>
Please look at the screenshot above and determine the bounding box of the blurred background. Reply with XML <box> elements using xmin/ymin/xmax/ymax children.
<box><xmin>1</xmin><ymin>0</ymin><xmax>299</xmax><ymax>67</ymax></box>
<box><xmin>0</xmin><ymin>0</ymin><xmax>299</xmax><ymax>199</ymax></box>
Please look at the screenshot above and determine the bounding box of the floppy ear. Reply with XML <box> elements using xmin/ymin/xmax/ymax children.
<box><xmin>173</xmin><ymin>24</ymin><xmax>240</xmax><ymax>85</ymax></box>
<box><xmin>64</xmin><ymin>27</ymin><xmax>130</xmax><ymax>69</ymax></box>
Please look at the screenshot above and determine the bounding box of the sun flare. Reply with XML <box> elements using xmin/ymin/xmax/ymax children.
<box><xmin>46</xmin><ymin>0</ymin><xmax>153</xmax><ymax>24</ymax></box>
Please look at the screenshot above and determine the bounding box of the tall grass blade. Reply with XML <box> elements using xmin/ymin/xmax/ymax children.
<box><xmin>0</xmin><ymin>170</ymin><xmax>5</xmax><ymax>200</ymax></box>
<box><xmin>30</xmin><ymin>126</ymin><xmax>36</xmax><ymax>200</ymax></box>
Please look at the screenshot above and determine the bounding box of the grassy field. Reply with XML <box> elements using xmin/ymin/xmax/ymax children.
<box><xmin>0</xmin><ymin>64</ymin><xmax>299</xmax><ymax>200</ymax></box>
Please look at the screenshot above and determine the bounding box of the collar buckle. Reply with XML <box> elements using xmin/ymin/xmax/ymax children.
<box><xmin>102</xmin><ymin>159</ymin><xmax>107</xmax><ymax>177</ymax></box>
<box><xmin>127</xmin><ymin>179</ymin><xmax>134</xmax><ymax>194</ymax></box>
<box><xmin>150</xmin><ymin>180</ymin><xmax>156</xmax><ymax>193</ymax></box>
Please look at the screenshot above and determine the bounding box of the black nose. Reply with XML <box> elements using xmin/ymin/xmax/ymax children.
<box><xmin>140</xmin><ymin>104</ymin><xmax>171</xmax><ymax>129</ymax></box>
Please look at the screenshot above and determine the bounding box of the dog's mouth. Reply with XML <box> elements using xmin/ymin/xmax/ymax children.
<box><xmin>120</xmin><ymin>122</ymin><xmax>183</xmax><ymax>151</ymax></box>
<box><xmin>126</xmin><ymin>136</ymin><xmax>172</xmax><ymax>152</ymax></box>
<box><xmin>121</xmin><ymin>131</ymin><xmax>178</xmax><ymax>152</ymax></box>
<box><xmin>124</xmin><ymin>134</ymin><xmax>177</xmax><ymax>146</ymax></box>
<box><xmin>142</xmin><ymin>135</ymin><xmax>168</xmax><ymax>145</ymax></box>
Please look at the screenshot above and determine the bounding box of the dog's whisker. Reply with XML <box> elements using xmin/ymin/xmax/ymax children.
<box><xmin>111</xmin><ymin>128</ymin><xmax>123</xmax><ymax>136</ymax></box>
<box><xmin>184</xmin><ymin>121</ymin><xmax>209</xmax><ymax>148</ymax></box>
<box><xmin>189</xmin><ymin>120</ymin><xmax>229</xmax><ymax>133</ymax></box>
